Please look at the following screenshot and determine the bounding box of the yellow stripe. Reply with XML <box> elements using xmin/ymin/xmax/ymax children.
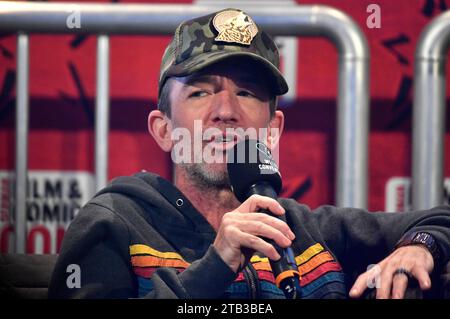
<box><xmin>295</xmin><ymin>243</ymin><xmax>324</xmax><ymax>265</ymax></box>
<box><xmin>250</xmin><ymin>255</ymin><xmax>269</xmax><ymax>263</ymax></box>
<box><xmin>250</xmin><ymin>244</ymin><xmax>324</xmax><ymax>270</ymax></box>
<box><xmin>130</xmin><ymin>244</ymin><xmax>185</xmax><ymax>260</ymax></box>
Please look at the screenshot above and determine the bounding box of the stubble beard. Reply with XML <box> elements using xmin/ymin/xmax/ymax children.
<box><xmin>180</xmin><ymin>161</ymin><xmax>231</xmax><ymax>191</ymax></box>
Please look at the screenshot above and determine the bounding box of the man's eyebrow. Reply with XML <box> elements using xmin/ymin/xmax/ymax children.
<box><xmin>235</xmin><ymin>75</ymin><xmax>262</xmax><ymax>87</ymax></box>
<box><xmin>183</xmin><ymin>74</ymin><xmax>216</xmax><ymax>87</ymax></box>
<box><xmin>182</xmin><ymin>73</ymin><xmax>264</xmax><ymax>89</ymax></box>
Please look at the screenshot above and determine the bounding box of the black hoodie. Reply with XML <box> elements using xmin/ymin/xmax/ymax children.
<box><xmin>48</xmin><ymin>172</ymin><xmax>450</xmax><ymax>299</ymax></box>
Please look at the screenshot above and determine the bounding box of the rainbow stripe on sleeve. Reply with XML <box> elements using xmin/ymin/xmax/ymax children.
<box><xmin>129</xmin><ymin>243</ymin><xmax>347</xmax><ymax>298</ymax></box>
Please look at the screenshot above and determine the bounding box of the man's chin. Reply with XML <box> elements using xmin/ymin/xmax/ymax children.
<box><xmin>182</xmin><ymin>162</ymin><xmax>230</xmax><ymax>189</ymax></box>
<box><xmin>198</xmin><ymin>162</ymin><xmax>229</xmax><ymax>183</ymax></box>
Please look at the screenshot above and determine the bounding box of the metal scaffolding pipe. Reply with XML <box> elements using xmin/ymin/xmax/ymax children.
<box><xmin>14</xmin><ymin>33</ymin><xmax>29</xmax><ymax>254</ymax></box>
<box><xmin>0</xmin><ymin>2</ymin><xmax>369</xmax><ymax>227</ymax></box>
<box><xmin>95</xmin><ymin>35</ymin><xmax>110</xmax><ymax>191</ymax></box>
<box><xmin>413</xmin><ymin>11</ymin><xmax>450</xmax><ymax>210</ymax></box>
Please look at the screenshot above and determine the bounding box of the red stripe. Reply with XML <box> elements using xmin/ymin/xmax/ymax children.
<box><xmin>234</xmin><ymin>270</ymin><xmax>275</xmax><ymax>283</ymax></box>
<box><xmin>134</xmin><ymin>267</ymin><xmax>158</xmax><ymax>278</ymax></box>
<box><xmin>300</xmin><ymin>262</ymin><xmax>342</xmax><ymax>286</ymax></box>
<box><xmin>133</xmin><ymin>267</ymin><xmax>185</xmax><ymax>278</ymax></box>
<box><xmin>257</xmin><ymin>270</ymin><xmax>276</xmax><ymax>283</ymax></box>
<box><xmin>236</xmin><ymin>273</ymin><xmax>245</xmax><ymax>281</ymax></box>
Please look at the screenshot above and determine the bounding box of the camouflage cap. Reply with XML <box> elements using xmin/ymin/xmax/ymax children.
<box><xmin>158</xmin><ymin>8</ymin><xmax>288</xmax><ymax>97</ymax></box>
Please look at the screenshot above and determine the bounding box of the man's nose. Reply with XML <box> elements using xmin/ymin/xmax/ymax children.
<box><xmin>210</xmin><ymin>90</ymin><xmax>239</xmax><ymax>123</ymax></box>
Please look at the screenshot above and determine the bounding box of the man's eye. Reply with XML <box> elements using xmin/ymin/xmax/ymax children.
<box><xmin>189</xmin><ymin>91</ymin><xmax>208</xmax><ymax>98</ymax></box>
<box><xmin>237</xmin><ymin>90</ymin><xmax>254</xmax><ymax>97</ymax></box>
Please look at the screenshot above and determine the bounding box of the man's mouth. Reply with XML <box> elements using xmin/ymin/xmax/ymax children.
<box><xmin>207</xmin><ymin>133</ymin><xmax>241</xmax><ymax>151</ymax></box>
<box><xmin>214</xmin><ymin>135</ymin><xmax>235</xmax><ymax>143</ymax></box>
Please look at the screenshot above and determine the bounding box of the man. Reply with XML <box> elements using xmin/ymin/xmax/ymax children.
<box><xmin>49</xmin><ymin>8</ymin><xmax>450</xmax><ymax>299</ymax></box>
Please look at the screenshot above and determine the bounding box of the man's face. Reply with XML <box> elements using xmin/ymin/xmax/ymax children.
<box><xmin>166</xmin><ymin>60</ymin><xmax>279</xmax><ymax>189</ymax></box>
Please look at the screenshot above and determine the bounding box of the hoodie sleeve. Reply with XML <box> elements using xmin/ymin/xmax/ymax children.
<box><xmin>308</xmin><ymin>204</ymin><xmax>450</xmax><ymax>275</ymax></box>
<box><xmin>144</xmin><ymin>246</ymin><xmax>237</xmax><ymax>299</ymax></box>
<box><xmin>48</xmin><ymin>203</ymin><xmax>236</xmax><ymax>299</ymax></box>
<box><xmin>48</xmin><ymin>203</ymin><xmax>135</xmax><ymax>298</ymax></box>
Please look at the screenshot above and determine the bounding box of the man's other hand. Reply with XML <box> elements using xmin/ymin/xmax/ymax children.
<box><xmin>349</xmin><ymin>245</ymin><xmax>434</xmax><ymax>299</ymax></box>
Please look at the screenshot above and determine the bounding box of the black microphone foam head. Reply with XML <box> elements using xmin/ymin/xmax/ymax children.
<box><xmin>227</xmin><ymin>139</ymin><xmax>282</xmax><ymax>202</ymax></box>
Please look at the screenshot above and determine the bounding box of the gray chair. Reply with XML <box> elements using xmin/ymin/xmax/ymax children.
<box><xmin>0</xmin><ymin>254</ymin><xmax>58</xmax><ymax>299</ymax></box>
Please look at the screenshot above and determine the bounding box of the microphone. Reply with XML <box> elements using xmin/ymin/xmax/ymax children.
<box><xmin>227</xmin><ymin>139</ymin><xmax>301</xmax><ymax>299</ymax></box>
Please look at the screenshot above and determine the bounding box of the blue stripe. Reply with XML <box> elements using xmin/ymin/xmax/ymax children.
<box><xmin>225</xmin><ymin>281</ymin><xmax>286</xmax><ymax>299</ymax></box>
<box><xmin>260</xmin><ymin>281</ymin><xmax>285</xmax><ymax>299</ymax></box>
<box><xmin>135</xmin><ymin>270</ymin><xmax>346</xmax><ymax>299</ymax></box>
<box><xmin>299</xmin><ymin>272</ymin><xmax>347</xmax><ymax>298</ymax></box>
<box><xmin>303</xmin><ymin>281</ymin><xmax>348</xmax><ymax>299</ymax></box>
<box><xmin>137</xmin><ymin>277</ymin><xmax>153</xmax><ymax>297</ymax></box>
<box><xmin>224</xmin><ymin>282</ymin><xmax>250</xmax><ymax>299</ymax></box>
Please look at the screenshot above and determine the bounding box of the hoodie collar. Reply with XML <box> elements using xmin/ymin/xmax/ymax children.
<box><xmin>135</xmin><ymin>172</ymin><xmax>217</xmax><ymax>234</ymax></box>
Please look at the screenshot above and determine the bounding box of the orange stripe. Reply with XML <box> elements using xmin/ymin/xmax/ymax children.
<box><xmin>131</xmin><ymin>255</ymin><xmax>190</xmax><ymax>268</ymax></box>
<box><xmin>298</xmin><ymin>251</ymin><xmax>334</xmax><ymax>274</ymax></box>
<box><xmin>251</xmin><ymin>261</ymin><xmax>272</xmax><ymax>272</ymax></box>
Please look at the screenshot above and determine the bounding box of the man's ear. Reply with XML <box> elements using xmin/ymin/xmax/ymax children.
<box><xmin>148</xmin><ymin>110</ymin><xmax>173</xmax><ymax>152</ymax></box>
<box><xmin>267</xmin><ymin>110</ymin><xmax>284</xmax><ymax>150</ymax></box>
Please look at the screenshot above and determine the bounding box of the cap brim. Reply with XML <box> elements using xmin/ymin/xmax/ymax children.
<box><xmin>165</xmin><ymin>51</ymin><xmax>289</xmax><ymax>96</ymax></box>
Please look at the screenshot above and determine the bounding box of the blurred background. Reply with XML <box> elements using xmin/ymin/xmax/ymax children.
<box><xmin>1</xmin><ymin>0</ymin><xmax>450</xmax><ymax>254</ymax></box>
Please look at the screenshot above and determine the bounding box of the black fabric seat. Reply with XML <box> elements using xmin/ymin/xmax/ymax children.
<box><xmin>0</xmin><ymin>254</ymin><xmax>58</xmax><ymax>299</ymax></box>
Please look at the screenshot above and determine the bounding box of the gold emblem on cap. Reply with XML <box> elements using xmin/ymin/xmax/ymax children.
<box><xmin>212</xmin><ymin>10</ymin><xmax>258</xmax><ymax>45</ymax></box>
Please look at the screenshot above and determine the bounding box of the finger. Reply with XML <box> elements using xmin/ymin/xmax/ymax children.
<box><xmin>239</xmin><ymin>232</ymin><xmax>280</xmax><ymax>261</ymax></box>
<box><xmin>411</xmin><ymin>267</ymin><xmax>432</xmax><ymax>290</ymax></box>
<box><xmin>349</xmin><ymin>272</ymin><xmax>369</xmax><ymax>298</ymax></box>
<box><xmin>244</xmin><ymin>195</ymin><xmax>285</xmax><ymax>216</ymax></box>
<box><xmin>239</xmin><ymin>213</ymin><xmax>295</xmax><ymax>240</ymax></box>
<box><xmin>221</xmin><ymin>211</ymin><xmax>294</xmax><ymax>240</ymax></box>
<box><xmin>376</xmin><ymin>267</ymin><xmax>395</xmax><ymax>299</ymax></box>
<box><xmin>349</xmin><ymin>264</ymin><xmax>382</xmax><ymax>298</ymax></box>
<box><xmin>238</xmin><ymin>220</ymin><xmax>292</xmax><ymax>247</ymax></box>
<box><xmin>391</xmin><ymin>272</ymin><xmax>409</xmax><ymax>299</ymax></box>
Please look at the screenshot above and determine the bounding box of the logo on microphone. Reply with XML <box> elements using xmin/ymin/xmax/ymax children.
<box><xmin>255</xmin><ymin>142</ymin><xmax>271</xmax><ymax>157</ymax></box>
<box><xmin>256</xmin><ymin>142</ymin><xmax>280</xmax><ymax>175</ymax></box>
